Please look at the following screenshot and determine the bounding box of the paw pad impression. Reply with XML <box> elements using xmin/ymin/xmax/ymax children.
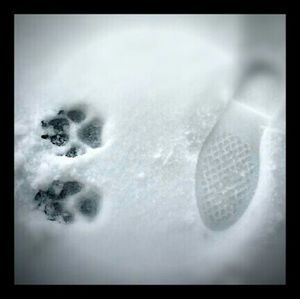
<box><xmin>41</xmin><ymin>107</ymin><xmax>103</xmax><ymax>157</ymax></box>
<box><xmin>34</xmin><ymin>180</ymin><xmax>101</xmax><ymax>223</ymax></box>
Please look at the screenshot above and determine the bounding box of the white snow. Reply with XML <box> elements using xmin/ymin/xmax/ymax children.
<box><xmin>14</xmin><ymin>15</ymin><xmax>285</xmax><ymax>284</ymax></box>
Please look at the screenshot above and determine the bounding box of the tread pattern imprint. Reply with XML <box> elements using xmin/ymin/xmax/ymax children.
<box><xmin>196</xmin><ymin>132</ymin><xmax>258</xmax><ymax>230</ymax></box>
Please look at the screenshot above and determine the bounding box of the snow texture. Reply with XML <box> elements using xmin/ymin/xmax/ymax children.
<box><xmin>14</xmin><ymin>15</ymin><xmax>285</xmax><ymax>284</ymax></box>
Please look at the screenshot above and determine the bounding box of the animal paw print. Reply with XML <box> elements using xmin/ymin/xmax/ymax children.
<box><xmin>35</xmin><ymin>106</ymin><xmax>103</xmax><ymax>224</ymax></box>
<box><xmin>41</xmin><ymin>107</ymin><xmax>103</xmax><ymax>157</ymax></box>
<box><xmin>34</xmin><ymin>180</ymin><xmax>101</xmax><ymax>223</ymax></box>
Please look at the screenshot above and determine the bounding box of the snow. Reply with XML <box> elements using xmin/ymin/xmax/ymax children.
<box><xmin>14</xmin><ymin>15</ymin><xmax>285</xmax><ymax>284</ymax></box>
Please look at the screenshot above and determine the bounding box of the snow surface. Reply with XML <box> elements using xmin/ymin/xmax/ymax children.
<box><xmin>14</xmin><ymin>15</ymin><xmax>285</xmax><ymax>284</ymax></box>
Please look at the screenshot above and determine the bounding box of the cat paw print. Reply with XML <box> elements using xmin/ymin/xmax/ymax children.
<box><xmin>34</xmin><ymin>180</ymin><xmax>101</xmax><ymax>223</ymax></box>
<box><xmin>40</xmin><ymin>107</ymin><xmax>103</xmax><ymax>157</ymax></box>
